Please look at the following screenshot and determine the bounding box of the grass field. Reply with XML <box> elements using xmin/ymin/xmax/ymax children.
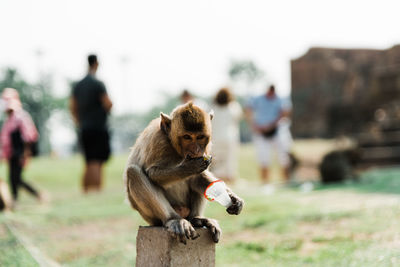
<box><xmin>1</xmin><ymin>143</ymin><xmax>400</xmax><ymax>266</ymax></box>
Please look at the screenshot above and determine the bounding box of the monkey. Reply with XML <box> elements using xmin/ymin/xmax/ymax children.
<box><xmin>124</xmin><ymin>102</ymin><xmax>244</xmax><ymax>244</ymax></box>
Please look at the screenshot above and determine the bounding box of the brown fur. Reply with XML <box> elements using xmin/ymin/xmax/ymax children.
<box><xmin>124</xmin><ymin>102</ymin><xmax>243</xmax><ymax>243</ymax></box>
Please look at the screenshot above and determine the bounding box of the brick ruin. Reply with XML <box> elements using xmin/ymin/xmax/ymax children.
<box><xmin>291</xmin><ymin>45</ymin><xmax>400</xmax><ymax>138</ymax></box>
<box><xmin>291</xmin><ymin>45</ymin><xmax>400</xmax><ymax>165</ymax></box>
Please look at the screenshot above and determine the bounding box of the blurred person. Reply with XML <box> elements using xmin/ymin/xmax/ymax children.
<box><xmin>70</xmin><ymin>55</ymin><xmax>113</xmax><ymax>193</ymax></box>
<box><xmin>0</xmin><ymin>178</ymin><xmax>13</xmax><ymax>211</ymax></box>
<box><xmin>0</xmin><ymin>88</ymin><xmax>42</xmax><ymax>204</ymax></box>
<box><xmin>245</xmin><ymin>85</ymin><xmax>289</xmax><ymax>193</ymax></box>
<box><xmin>180</xmin><ymin>89</ymin><xmax>194</xmax><ymax>104</ymax></box>
<box><xmin>210</xmin><ymin>88</ymin><xmax>243</xmax><ymax>183</ymax></box>
<box><xmin>277</xmin><ymin>98</ymin><xmax>300</xmax><ymax>179</ymax></box>
<box><xmin>180</xmin><ymin>89</ymin><xmax>210</xmax><ymax>111</ymax></box>
<box><xmin>277</xmin><ymin>98</ymin><xmax>293</xmax><ymax>153</ymax></box>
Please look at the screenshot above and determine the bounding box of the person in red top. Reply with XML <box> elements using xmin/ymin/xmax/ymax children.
<box><xmin>0</xmin><ymin>88</ymin><xmax>42</xmax><ymax>203</ymax></box>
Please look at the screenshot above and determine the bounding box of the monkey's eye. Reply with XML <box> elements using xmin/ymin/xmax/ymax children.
<box><xmin>183</xmin><ymin>135</ymin><xmax>192</xmax><ymax>140</ymax></box>
<box><xmin>197</xmin><ymin>135</ymin><xmax>205</xmax><ymax>140</ymax></box>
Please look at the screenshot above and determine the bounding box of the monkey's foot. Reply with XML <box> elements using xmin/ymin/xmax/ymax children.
<box><xmin>190</xmin><ymin>217</ymin><xmax>221</xmax><ymax>243</ymax></box>
<box><xmin>165</xmin><ymin>218</ymin><xmax>200</xmax><ymax>244</ymax></box>
<box><xmin>226</xmin><ymin>194</ymin><xmax>244</xmax><ymax>215</ymax></box>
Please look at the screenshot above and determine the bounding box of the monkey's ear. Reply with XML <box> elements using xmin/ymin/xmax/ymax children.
<box><xmin>160</xmin><ymin>112</ymin><xmax>171</xmax><ymax>135</ymax></box>
<box><xmin>209</xmin><ymin>109</ymin><xmax>214</xmax><ymax>120</ymax></box>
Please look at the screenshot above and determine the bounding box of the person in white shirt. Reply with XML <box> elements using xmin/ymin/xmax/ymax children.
<box><xmin>210</xmin><ymin>87</ymin><xmax>243</xmax><ymax>183</ymax></box>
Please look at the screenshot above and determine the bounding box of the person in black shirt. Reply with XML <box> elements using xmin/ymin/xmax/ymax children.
<box><xmin>70</xmin><ymin>55</ymin><xmax>113</xmax><ymax>193</ymax></box>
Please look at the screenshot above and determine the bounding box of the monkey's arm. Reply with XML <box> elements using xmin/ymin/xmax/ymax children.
<box><xmin>146</xmin><ymin>156</ymin><xmax>211</xmax><ymax>187</ymax></box>
<box><xmin>190</xmin><ymin>170</ymin><xmax>244</xmax><ymax>215</ymax></box>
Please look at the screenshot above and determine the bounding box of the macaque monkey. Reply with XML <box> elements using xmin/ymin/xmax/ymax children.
<box><xmin>124</xmin><ymin>102</ymin><xmax>244</xmax><ymax>244</ymax></box>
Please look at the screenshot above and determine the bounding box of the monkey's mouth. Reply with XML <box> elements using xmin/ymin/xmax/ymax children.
<box><xmin>185</xmin><ymin>153</ymin><xmax>203</xmax><ymax>160</ymax></box>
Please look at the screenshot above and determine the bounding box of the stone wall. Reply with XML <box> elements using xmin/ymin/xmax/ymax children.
<box><xmin>291</xmin><ymin>45</ymin><xmax>400</xmax><ymax>137</ymax></box>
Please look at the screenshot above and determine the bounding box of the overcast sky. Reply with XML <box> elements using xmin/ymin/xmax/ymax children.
<box><xmin>1</xmin><ymin>0</ymin><xmax>400</xmax><ymax>114</ymax></box>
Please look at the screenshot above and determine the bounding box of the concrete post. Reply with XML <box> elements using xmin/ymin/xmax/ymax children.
<box><xmin>136</xmin><ymin>226</ymin><xmax>215</xmax><ymax>267</ymax></box>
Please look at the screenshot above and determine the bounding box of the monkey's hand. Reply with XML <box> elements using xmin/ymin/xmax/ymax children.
<box><xmin>165</xmin><ymin>218</ymin><xmax>200</xmax><ymax>245</ymax></box>
<box><xmin>226</xmin><ymin>193</ymin><xmax>244</xmax><ymax>215</ymax></box>
<box><xmin>190</xmin><ymin>217</ymin><xmax>221</xmax><ymax>243</ymax></box>
<box><xmin>180</xmin><ymin>156</ymin><xmax>212</xmax><ymax>175</ymax></box>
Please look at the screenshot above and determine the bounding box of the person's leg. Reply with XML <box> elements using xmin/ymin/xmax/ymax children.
<box><xmin>8</xmin><ymin>158</ymin><xmax>20</xmax><ymax>201</ymax></box>
<box><xmin>83</xmin><ymin>162</ymin><xmax>100</xmax><ymax>193</ymax></box>
<box><xmin>84</xmin><ymin>161</ymin><xmax>102</xmax><ymax>192</ymax></box>
<box><xmin>93</xmin><ymin>129</ymin><xmax>110</xmax><ymax>191</ymax></box>
<box><xmin>98</xmin><ymin>162</ymin><xmax>105</xmax><ymax>190</ymax></box>
<box><xmin>260</xmin><ymin>167</ymin><xmax>269</xmax><ymax>184</ymax></box>
<box><xmin>80</xmin><ymin>128</ymin><xmax>89</xmax><ymax>193</ymax></box>
<box><xmin>82</xmin><ymin>162</ymin><xmax>90</xmax><ymax>193</ymax></box>
<box><xmin>14</xmin><ymin>157</ymin><xmax>40</xmax><ymax>199</ymax></box>
<box><xmin>253</xmin><ymin>134</ymin><xmax>272</xmax><ymax>184</ymax></box>
<box><xmin>84</xmin><ymin>161</ymin><xmax>94</xmax><ymax>193</ymax></box>
<box><xmin>82</xmin><ymin>128</ymin><xmax>110</xmax><ymax>193</ymax></box>
<box><xmin>19</xmin><ymin>179</ymin><xmax>40</xmax><ymax>198</ymax></box>
<box><xmin>81</xmin><ymin>129</ymin><xmax>99</xmax><ymax>193</ymax></box>
<box><xmin>18</xmin><ymin>164</ymin><xmax>39</xmax><ymax>198</ymax></box>
<box><xmin>275</xmin><ymin>137</ymin><xmax>290</xmax><ymax>183</ymax></box>
<box><xmin>92</xmin><ymin>161</ymin><xmax>103</xmax><ymax>191</ymax></box>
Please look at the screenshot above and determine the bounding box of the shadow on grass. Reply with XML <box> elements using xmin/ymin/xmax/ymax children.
<box><xmin>314</xmin><ymin>167</ymin><xmax>400</xmax><ymax>195</ymax></box>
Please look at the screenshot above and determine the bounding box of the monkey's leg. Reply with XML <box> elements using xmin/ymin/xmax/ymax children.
<box><xmin>187</xmin><ymin>190</ymin><xmax>222</xmax><ymax>243</ymax></box>
<box><xmin>126</xmin><ymin>164</ymin><xmax>199</xmax><ymax>243</ymax></box>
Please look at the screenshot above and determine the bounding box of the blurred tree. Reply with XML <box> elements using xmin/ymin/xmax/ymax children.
<box><xmin>110</xmin><ymin>91</ymin><xmax>182</xmax><ymax>152</ymax></box>
<box><xmin>228</xmin><ymin>60</ymin><xmax>265</xmax><ymax>143</ymax></box>
<box><xmin>109</xmin><ymin>113</ymin><xmax>142</xmax><ymax>154</ymax></box>
<box><xmin>229</xmin><ymin>60</ymin><xmax>264</xmax><ymax>82</ymax></box>
<box><xmin>228</xmin><ymin>60</ymin><xmax>264</xmax><ymax>96</ymax></box>
<box><xmin>233</xmin><ymin>95</ymin><xmax>252</xmax><ymax>143</ymax></box>
<box><xmin>141</xmin><ymin>91</ymin><xmax>181</xmax><ymax>124</ymax></box>
<box><xmin>0</xmin><ymin>68</ymin><xmax>66</xmax><ymax>154</ymax></box>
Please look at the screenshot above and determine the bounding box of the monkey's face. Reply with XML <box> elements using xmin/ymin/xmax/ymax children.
<box><xmin>179</xmin><ymin>132</ymin><xmax>210</xmax><ymax>159</ymax></box>
<box><xmin>161</xmin><ymin>102</ymin><xmax>212</xmax><ymax>159</ymax></box>
<box><xmin>172</xmin><ymin>111</ymin><xmax>212</xmax><ymax>158</ymax></box>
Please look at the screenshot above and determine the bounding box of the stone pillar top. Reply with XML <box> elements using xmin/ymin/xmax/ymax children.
<box><xmin>136</xmin><ymin>226</ymin><xmax>215</xmax><ymax>267</ymax></box>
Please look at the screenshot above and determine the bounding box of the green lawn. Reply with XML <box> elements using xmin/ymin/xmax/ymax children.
<box><xmin>1</xmin><ymin>144</ymin><xmax>400</xmax><ymax>266</ymax></box>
